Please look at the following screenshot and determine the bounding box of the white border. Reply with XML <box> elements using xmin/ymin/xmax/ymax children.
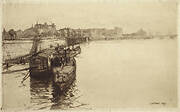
<box><xmin>0</xmin><ymin>0</ymin><xmax>179</xmax><ymax>112</ymax></box>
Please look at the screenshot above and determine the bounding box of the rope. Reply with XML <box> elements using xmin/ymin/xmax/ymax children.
<box><xmin>21</xmin><ymin>71</ymin><xmax>30</xmax><ymax>84</ymax></box>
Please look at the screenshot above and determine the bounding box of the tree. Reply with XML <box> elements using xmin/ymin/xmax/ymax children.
<box><xmin>8</xmin><ymin>29</ymin><xmax>17</xmax><ymax>40</ymax></box>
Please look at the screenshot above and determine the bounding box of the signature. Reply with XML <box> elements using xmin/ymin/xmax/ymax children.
<box><xmin>150</xmin><ymin>102</ymin><xmax>166</xmax><ymax>106</ymax></box>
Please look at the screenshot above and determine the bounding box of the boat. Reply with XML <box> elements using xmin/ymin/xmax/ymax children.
<box><xmin>29</xmin><ymin>48</ymin><xmax>55</xmax><ymax>78</ymax></box>
<box><xmin>28</xmin><ymin>36</ymin><xmax>81</xmax><ymax>93</ymax></box>
<box><xmin>29</xmin><ymin>44</ymin><xmax>81</xmax><ymax>78</ymax></box>
<box><xmin>51</xmin><ymin>45</ymin><xmax>80</xmax><ymax>92</ymax></box>
<box><xmin>52</xmin><ymin>57</ymin><xmax>76</xmax><ymax>92</ymax></box>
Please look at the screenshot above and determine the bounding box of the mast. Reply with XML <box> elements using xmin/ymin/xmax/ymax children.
<box><xmin>30</xmin><ymin>36</ymin><xmax>41</xmax><ymax>54</ymax></box>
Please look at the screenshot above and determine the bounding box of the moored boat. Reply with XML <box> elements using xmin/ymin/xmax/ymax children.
<box><xmin>28</xmin><ymin>35</ymin><xmax>81</xmax><ymax>92</ymax></box>
<box><xmin>29</xmin><ymin>49</ymin><xmax>55</xmax><ymax>78</ymax></box>
<box><xmin>52</xmin><ymin>57</ymin><xmax>76</xmax><ymax>92</ymax></box>
<box><xmin>29</xmin><ymin>46</ymin><xmax>80</xmax><ymax>78</ymax></box>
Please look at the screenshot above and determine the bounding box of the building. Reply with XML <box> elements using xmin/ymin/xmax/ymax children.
<box><xmin>81</xmin><ymin>27</ymin><xmax>123</xmax><ymax>40</ymax></box>
<box><xmin>134</xmin><ymin>28</ymin><xmax>147</xmax><ymax>36</ymax></box>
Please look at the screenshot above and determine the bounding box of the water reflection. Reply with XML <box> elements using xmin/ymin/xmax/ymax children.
<box><xmin>29</xmin><ymin>76</ymin><xmax>85</xmax><ymax>110</ymax></box>
<box><xmin>29</xmin><ymin>77</ymin><xmax>54</xmax><ymax>109</ymax></box>
<box><xmin>51</xmin><ymin>80</ymin><xmax>81</xmax><ymax>110</ymax></box>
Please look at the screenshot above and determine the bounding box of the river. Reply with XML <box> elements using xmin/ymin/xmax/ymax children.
<box><xmin>2</xmin><ymin>39</ymin><xmax>177</xmax><ymax>111</ymax></box>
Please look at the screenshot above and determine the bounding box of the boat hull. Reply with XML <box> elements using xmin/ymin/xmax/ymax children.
<box><xmin>29</xmin><ymin>69</ymin><xmax>52</xmax><ymax>79</ymax></box>
<box><xmin>52</xmin><ymin>58</ymin><xmax>76</xmax><ymax>92</ymax></box>
<box><xmin>30</xmin><ymin>57</ymin><xmax>76</xmax><ymax>93</ymax></box>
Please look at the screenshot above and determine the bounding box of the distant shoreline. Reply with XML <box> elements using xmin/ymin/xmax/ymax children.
<box><xmin>2</xmin><ymin>38</ymin><xmax>65</xmax><ymax>44</ymax></box>
<box><xmin>2</xmin><ymin>40</ymin><xmax>33</xmax><ymax>44</ymax></box>
<box><xmin>2</xmin><ymin>36</ymin><xmax>176</xmax><ymax>44</ymax></box>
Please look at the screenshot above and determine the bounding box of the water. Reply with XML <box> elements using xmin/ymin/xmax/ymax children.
<box><xmin>2</xmin><ymin>39</ymin><xmax>177</xmax><ymax>110</ymax></box>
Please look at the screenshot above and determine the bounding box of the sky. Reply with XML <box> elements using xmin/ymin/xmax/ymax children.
<box><xmin>2</xmin><ymin>0</ymin><xmax>178</xmax><ymax>34</ymax></box>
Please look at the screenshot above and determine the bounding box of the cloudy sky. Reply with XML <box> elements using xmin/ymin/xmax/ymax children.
<box><xmin>2</xmin><ymin>0</ymin><xmax>178</xmax><ymax>34</ymax></box>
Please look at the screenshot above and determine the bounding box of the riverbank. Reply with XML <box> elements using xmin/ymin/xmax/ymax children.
<box><xmin>2</xmin><ymin>39</ymin><xmax>65</xmax><ymax>61</ymax></box>
<box><xmin>2</xmin><ymin>38</ymin><xmax>65</xmax><ymax>44</ymax></box>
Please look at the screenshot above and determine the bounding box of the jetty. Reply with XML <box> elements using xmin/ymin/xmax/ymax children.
<box><xmin>3</xmin><ymin>36</ymin><xmax>82</xmax><ymax>70</ymax></box>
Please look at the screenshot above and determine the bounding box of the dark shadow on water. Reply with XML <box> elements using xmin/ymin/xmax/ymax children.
<box><xmin>30</xmin><ymin>75</ymin><xmax>85</xmax><ymax>110</ymax></box>
<box><xmin>50</xmin><ymin>79</ymin><xmax>83</xmax><ymax>110</ymax></box>
<box><xmin>30</xmin><ymin>76</ymin><xmax>54</xmax><ymax>109</ymax></box>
